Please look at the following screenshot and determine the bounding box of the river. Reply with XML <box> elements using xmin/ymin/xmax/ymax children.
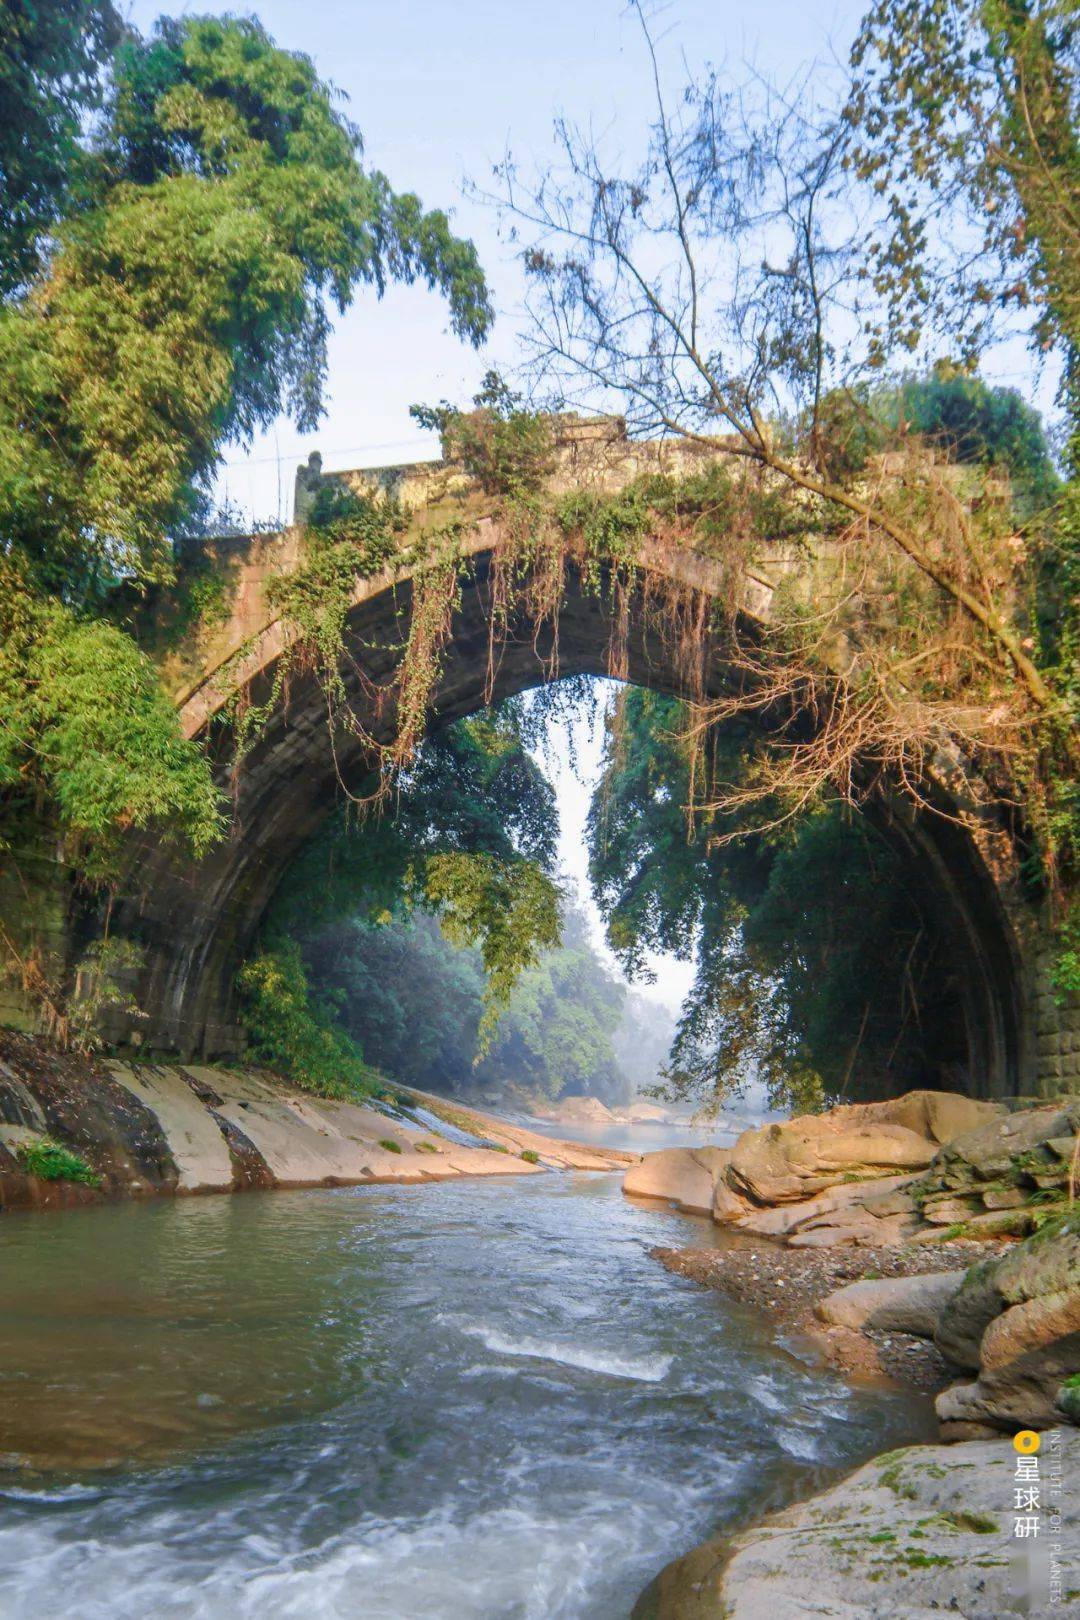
<box><xmin>0</xmin><ymin>1149</ymin><xmax>934</xmax><ymax>1619</ymax></box>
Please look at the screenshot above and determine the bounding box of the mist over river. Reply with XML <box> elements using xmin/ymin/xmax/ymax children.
<box><xmin>0</xmin><ymin>1165</ymin><xmax>933</xmax><ymax>1619</ymax></box>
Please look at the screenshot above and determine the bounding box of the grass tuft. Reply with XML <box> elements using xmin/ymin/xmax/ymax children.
<box><xmin>16</xmin><ymin>1138</ymin><xmax>101</xmax><ymax>1187</ymax></box>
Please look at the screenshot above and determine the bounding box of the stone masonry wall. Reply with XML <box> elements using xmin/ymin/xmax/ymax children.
<box><xmin>1034</xmin><ymin>942</ymin><xmax>1080</xmax><ymax>1098</ymax></box>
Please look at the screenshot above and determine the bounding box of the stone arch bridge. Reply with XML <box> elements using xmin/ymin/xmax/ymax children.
<box><xmin>24</xmin><ymin>419</ymin><xmax>1080</xmax><ymax>1098</ymax></box>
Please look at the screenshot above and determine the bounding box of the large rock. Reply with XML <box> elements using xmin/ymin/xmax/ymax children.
<box><xmin>901</xmin><ymin>1090</ymin><xmax>1003</xmax><ymax>1145</ymax></box>
<box><xmin>613</xmin><ymin>1100</ymin><xmax>671</xmax><ymax>1124</ymax></box>
<box><xmin>632</xmin><ymin>1432</ymin><xmax>1080</xmax><ymax>1619</ymax></box>
<box><xmin>110</xmin><ymin>1062</ymin><xmax>235</xmax><ymax>1192</ymax></box>
<box><xmin>935</xmin><ymin>1213</ymin><xmax>1080</xmax><ymax>1433</ymax></box>
<box><xmin>725</xmin><ymin>1093</ymin><xmax>970</xmax><ymax>1205</ymax></box>
<box><xmin>726</xmin><ymin>1174</ymin><xmax>912</xmax><ymax>1238</ymax></box>
<box><xmin>712</xmin><ymin>1173</ymin><xmax>751</xmax><ymax>1223</ymax></box>
<box><xmin>816</xmin><ymin>1270</ymin><xmax>964</xmax><ymax>1335</ymax></box>
<box><xmin>624</xmin><ymin>1147</ymin><xmax>731</xmax><ymax>1215</ymax></box>
<box><xmin>531</xmin><ymin>1094</ymin><xmax>616</xmax><ymax>1125</ymax></box>
<box><xmin>787</xmin><ymin>1212</ymin><xmax>914</xmax><ymax>1248</ymax></box>
<box><xmin>919</xmin><ymin>1100</ymin><xmax>1080</xmax><ymax>1198</ymax></box>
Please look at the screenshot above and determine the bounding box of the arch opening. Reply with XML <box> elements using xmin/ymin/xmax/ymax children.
<box><xmin>106</xmin><ymin>546</ymin><xmax>1030</xmax><ymax>1105</ymax></box>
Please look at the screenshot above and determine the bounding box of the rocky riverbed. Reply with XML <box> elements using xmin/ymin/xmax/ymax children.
<box><xmin>653</xmin><ymin>1237</ymin><xmax>987</xmax><ymax>1391</ymax></box>
<box><xmin>626</xmin><ymin>1089</ymin><xmax>1080</xmax><ymax>1617</ymax></box>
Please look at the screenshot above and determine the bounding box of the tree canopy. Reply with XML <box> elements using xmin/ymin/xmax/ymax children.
<box><xmin>1</xmin><ymin>13</ymin><xmax>491</xmax><ymax>598</ymax></box>
<box><xmin>587</xmin><ymin>687</ymin><xmax>960</xmax><ymax>1114</ymax></box>
<box><xmin>848</xmin><ymin>0</ymin><xmax>1079</xmax><ymax>376</ymax></box>
<box><xmin>0</xmin><ymin>1</ymin><xmax>121</xmax><ymax>297</ymax></box>
<box><xmin>0</xmin><ymin>10</ymin><xmax>492</xmax><ymax>887</ymax></box>
<box><xmin>304</xmin><ymin>902</ymin><xmax>639</xmax><ymax>1105</ymax></box>
<box><xmin>241</xmin><ymin>708</ymin><xmax>565</xmax><ymax>1095</ymax></box>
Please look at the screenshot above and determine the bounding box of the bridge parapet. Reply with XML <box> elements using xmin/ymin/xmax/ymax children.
<box><xmin>321</xmin><ymin>413</ymin><xmax>743</xmax><ymax>511</ymax></box>
<box><xmin>156</xmin><ymin>415</ymin><xmax>806</xmax><ymax>735</ymax></box>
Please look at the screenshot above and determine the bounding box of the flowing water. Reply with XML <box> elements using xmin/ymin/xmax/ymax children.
<box><xmin>0</xmin><ymin>1156</ymin><xmax>934</xmax><ymax>1619</ymax></box>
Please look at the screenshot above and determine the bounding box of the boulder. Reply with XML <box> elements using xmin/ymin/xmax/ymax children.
<box><xmin>963</xmin><ymin>1207</ymin><xmax>1037</xmax><ymax>1237</ymax></box>
<box><xmin>935</xmin><ymin>1213</ymin><xmax>1080</xmax><ymax>1432</ymax></box>
<box><xmin>633</xmin><ymin>1432</ymin><xmax>1080</xmax><ymax>1620</ymax></box>
<box><xmin>815</xmin><ymin>1270</ymin><xmax>964</xmax><ymax>1335</ymax></box>
<box><xmin>733</xmin><ymin>1202</ymin><xmax>815</xmax><ymax>1238</ymax></box>
<box><xmin>726</xmin><ymin>1095</ymin><xmax>948</xmax><ymax>1205</ymax></box>
<box><xmin>925</xmin><ymin>1100</ymin><xmax>1079</xmax><ymax>1193</ymax></box>
<box><xmin>623</xmin><ymin>1147</ymin><xmax>730</xmax><ymax>1215</ymax></box>
<box><xmin>615</xmin><ymin>1100</ymin><xmax>670</xmax><ymax>1124</ymax></box>
<box><xmin>920</xmin><ymin>1193</ymin><xmax>982</xmax><ymax>1225</ymax></box>
<box><xmin>934</xmin><ymin>1255</ymin><xmax>1008</xmax><ymax>1369</ymax></box>
<box><xmin>532</xmin><ymin>1094</ymin><xmax>616</xmax><ymax>1124</ymax></box>
<box><xmin>712</xmin><ymin>1174</ymin><xmax>750</xmax><ymax>1223</ymax></box>
<box><xmin>724</xmin><ymin>1174</ymin><xmax>918</xmax><ymax>1245</ymax></box>
<box><xmin>918</xmin><ymin>1090</ymin><xmax>1004</xmax><ymax>1144</ymax></box>
<box><xmin>981</xmin><ymin>1185</ymin><xmax>1028</xmax><ymax>1209</ymax></box>
<box><xmin>858</xmin><ymin>1181</ymin><xmax>919</xmax><ymax>1218</ymax></box>
<box><xmin>787</xmin><ymin>1211</ymin><xmax>912</xmax><ymax>1248</ymax></box>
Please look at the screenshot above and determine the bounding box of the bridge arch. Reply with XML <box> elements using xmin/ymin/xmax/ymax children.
<box><xmin>99</xmin><ymin>423</ymin><xmax>1047</xmax><ymax>1100</ymax></box>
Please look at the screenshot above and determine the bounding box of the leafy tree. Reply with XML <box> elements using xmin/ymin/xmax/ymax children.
<box><xmin>1</xmin><ymin>13</ymin><xmax>491</xmax><ymax>598</ymax></box>
<box><xmin>305</xmin><ymin>900</ymin><xmax>636</xmax><ymax>1104</ymax></box>
<box><xmin>237</xmin><ymin>941</ymin><xmax>376</xmax><ymax>1099</ymax></box>
<box><xmin>423</xmin><ymin>852</ymin><xmax>561</xmax><ymax>1047</ymax></box>
<box><xmin>0</xmin><ymin>597</ymin><xmax>221</xmax><ymax>863</ymax></box>
<box><xmin>245</xmin><ymin>707</ymin><xmax>564</xmax><ymax>1088</ymax></box>
<box><xmin>847</xmin><ymin>0</ymin><xmax>1080</xmax><ymax>946</ymax></box>
<box><xmin>308</xmin><ymin>911</ymin><xmax>485</xmax><ymax>1095</ymax></box>
<box><xmin>587</xmin><ymin>687</ymin><xmax>956</xmax><ymax>1112</ymax></box>
<box><xmin>0</xmin><ymin>11</ymin><xmax>492</xmax><ymax>899</ymax></box>
<box><xmin>475</xmin><ymin>904</ymin><xmax>627</xmax><ymax>1100</ymax></box>
<box><xmin>892</xmin><ymin>372</ymin><xmax>1059</xmax><ymax>508</ymax></box>
<box><xmin>412</xmin><ymin>370</ymin><xmax>555</xmax><ymax>497</ymax></box>
<box><xmin>0</xmin><ymin>1</ymin><xmax>122</xmax><ymax>298</ymax></box>
<box><xmin>848</xmin><ymin>0</ymin><xmax>1079</xmax><ymax>375</ymax></box>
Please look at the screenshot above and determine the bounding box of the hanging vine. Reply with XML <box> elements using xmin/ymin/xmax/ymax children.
<box><xmin>204</xmin><ymin>378</ymin><xmax>1074</xmax><ymax>955</ymax></box>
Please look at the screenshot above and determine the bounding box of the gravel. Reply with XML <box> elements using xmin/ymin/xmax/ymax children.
<box><xmin>651</xmin><ymin>1236</ymin><xmax>995</xmax><ymax>1392</ymax></box>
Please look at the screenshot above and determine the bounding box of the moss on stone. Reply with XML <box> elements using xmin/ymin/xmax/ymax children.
<box><xmin>939</xmin><ymin>1510</ymin><xmax>999</xmax><ymax>1534</ymax></box>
